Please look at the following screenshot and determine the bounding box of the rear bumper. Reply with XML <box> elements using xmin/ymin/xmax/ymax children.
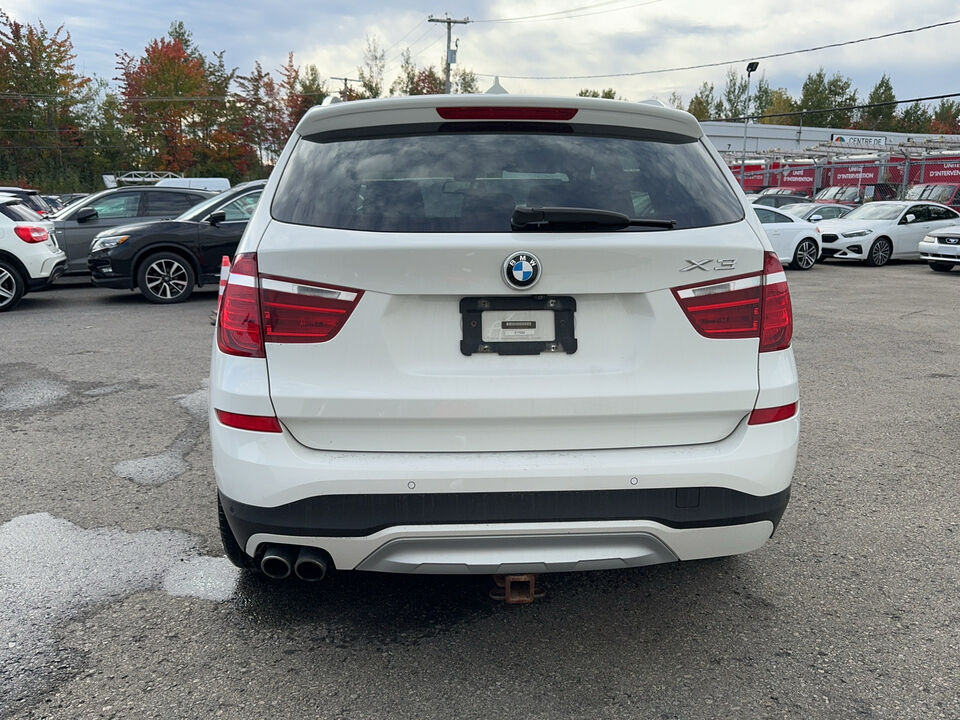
<box><xmin>214</xmin><ymin>412</ymin><xmax>797</xmax><ymax>572</ymax></box>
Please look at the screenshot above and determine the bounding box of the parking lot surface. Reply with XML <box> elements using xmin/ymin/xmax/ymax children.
<box><xmin>1</xmin><ymin>264</ymin><xmax>958</xmax><ymax>720</ymax></box>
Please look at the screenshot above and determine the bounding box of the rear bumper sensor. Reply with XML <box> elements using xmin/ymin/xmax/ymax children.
<box><xmin>219</xmin><ymin>486</ymin><xmax>790</xmax><ymax>549</ymax></box>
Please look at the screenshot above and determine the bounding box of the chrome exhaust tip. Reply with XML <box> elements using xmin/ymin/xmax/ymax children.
<box><xmin>294</xmin><ymin>546</ymin><xmax>329</xmax><ymax>582</ymax></box>
<box><xmin>260</xmin><ymin>545</ymin><xmax>296</xmax><ymax>579</ymax></box>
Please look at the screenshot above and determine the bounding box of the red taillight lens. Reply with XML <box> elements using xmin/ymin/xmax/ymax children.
<box><xmin>259</xmin><ymin>276</ymin><xmax>363</xmax><ymax>343</ymax></box>
<box><xmin>748</xmin><ymin>402</ymin><xmax>798</xmax><ymax>425</ymax></box>
<box><xmin>672</xmin><ymin>273</ymin><xmax>762</xmax><ymax>339</ymax></box>
<box><xmin>436</xmin><ymin>107</ymin><xmax>578</xmax><ymax>121</ymax></box>
<box><xmin>215</xmin><ymin>409</ymin><xmax>282</xmax><ymax>433</ymax></box>
<box><xmin>217</xmin><ymin>253</ymin><xmax>264</xmax><ymax>358</ymax></box>
<box><xmin>759</xmin><ymin>252</ymin><xmax>792</xmax><ymax>352</ymax></box>
<box><xmin>14</xmin><ymin>225</ymin><xmax>49</xmax><ymax>243</ymax></box>
<box><xmin>672</xmin><ymin>251</ymin><xmax>793</xmax><ymax>353</ymax></box>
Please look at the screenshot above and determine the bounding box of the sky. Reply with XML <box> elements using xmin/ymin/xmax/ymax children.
<box><xmin>5</xmin><ymin>0</ymin><xmax>960</xmax><ymax>111</ymax></box>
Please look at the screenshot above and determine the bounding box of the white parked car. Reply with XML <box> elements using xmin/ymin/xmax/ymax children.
<box><xmin>211</xmin><ymin>95</ymin><xmax>799</xmax><ymax>581</ymax></box>
<box><xmin>752</xmin><ymin>205</ymin><xmax>821</xmax><ymax>270</ymax></box>
<box><xmin>779</xmin><ymin>202</ymin><xmax>853</xmax><ymax>222</ymax></box>
<box><xmin>918</xmin><ymin>225</ymin><xmax>960</xmax><ymax>272</ymax></box>
<box><xmin>818</xmin><ymin>201</ymin><xmax>960</xmax><ymax>266</ymax></box>
<box><xmin>0</xmin><ymin>194</ymin><xmax>67</xmax><ymax>311</ymax></box>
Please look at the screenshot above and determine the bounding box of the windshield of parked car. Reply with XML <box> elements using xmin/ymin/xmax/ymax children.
<box><xmin>843</xmin><ymin>203</ymin><xmax>904</xmax><ymax>221</ymax></box>
<box><xmin>272</xmin><ymin>123</ymin><xmax>745</xmax><ymax>232</ymax></box>
<box><xmin>780</xmin><ymin>203</ymin><xmax>813</xmax><ymax>216</ymax></box>
<box><xmin>177</xmin><ymin>192</ymin><xmax>228</xmax><ymax>220</ymax></box>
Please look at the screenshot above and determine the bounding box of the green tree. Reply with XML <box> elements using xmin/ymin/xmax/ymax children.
<box><xmin>760</xmin><ymin>89</ymin><xmax>797</xmax><ymax>125</ymax></box>
<box><xmin>577</xmin><ymin>88</ymin><xmax>619</xmax><ymax>99</ymax></box>
<box><xmin>797</xmin><ymin>68</ymin><xmax>857</xmax><ymax>128</ymax></box>
<box><xmin>0</xmin><ymin>10</ymin><xmax>91</xmax><ymax>187</ymax></box>
<box><xmin>719</xmin><ymin>67</ymin><xmax>748</xmax><ymax>119</ymax></box>
<box><xmin>686</xmin><ymin>82</ymin><xmax>718</xmax><ymax>121</ymax></box>
<box><xmin>861</xmin><ymin>74</ymin><xmax>896</xmax><ymax>130</ymax></box>
<box><xmin>668</xmin><ymin>91</ymin><xmax>684</xmax><ymax>110</ymax></box>
<box><xmin>895</xmin><ymin>102</ymin><xmax>932</xmax><ymax>134</ymax></box>
<box><xmin>454</xmin><ymin>68</ymin><xmax>479</xmax><ymax>94</ymax></box>
<box><xmin>389</xmin><ymin>49</ymin><xmax>444</xmax><ymax>95</ymax></box>
<box><xmin>357</xmin><ymin>36</ymin><xmax>385</xmax><ymax>98</ymax></box>
<box><xmin>751</xmin><ymin>76</ymin><xmax>772</xmax><ymax>118</ymax></box>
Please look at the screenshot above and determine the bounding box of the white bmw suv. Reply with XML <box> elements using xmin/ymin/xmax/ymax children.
<box><xmin>211</xmin><ymin>95</ymin><xmax>799</xmax><ymax>580</ymax></box>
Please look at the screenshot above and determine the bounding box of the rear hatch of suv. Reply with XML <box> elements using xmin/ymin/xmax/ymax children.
<box><xmin>248</xmin><ymin>98</ymin><xmax>774</xmax><ymax>453</ymax></box>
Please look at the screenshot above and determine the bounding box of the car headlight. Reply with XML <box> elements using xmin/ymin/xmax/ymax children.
<box><xmin>920</xmin><ymin>235</ymin><xmax>935</xmax><ymax>244</ymax></box>
<box><xmin>841</xmin><ymin>229</ymin><xmax>872</xmax><ymax>238</ymax></box>
<box><xmin>90</xmin><ymin>235</ymin><xmax>129</xmax><ymax>252</ymax></box>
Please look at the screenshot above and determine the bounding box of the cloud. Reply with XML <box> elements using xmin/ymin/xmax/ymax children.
<box><xmin>7</xmin><ymin>0</ymin><xmax>960</xmax><ymax>104</ymax></box>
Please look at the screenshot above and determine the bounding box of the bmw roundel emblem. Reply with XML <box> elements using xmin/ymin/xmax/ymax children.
<box><xmin>502</xmin><ymin>251</ymin><xmax>541</xmax><ymax>290</ymax></box>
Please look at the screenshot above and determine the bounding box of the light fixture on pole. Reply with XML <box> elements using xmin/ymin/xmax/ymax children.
<box><xmin>740</xmin><ymin>61</ymin><xmax>760</xmax><ymax>187</ymax></box>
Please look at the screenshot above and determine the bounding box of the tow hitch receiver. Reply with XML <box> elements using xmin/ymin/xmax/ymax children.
<box><xmin>490</xmin><ymin>574</ymin><xmax>544</xmax><ymax>605</ymax></box>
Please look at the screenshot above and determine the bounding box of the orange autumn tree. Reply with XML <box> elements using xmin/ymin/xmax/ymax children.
<box><xmin>116</xmin><ymin>36</ymin><xmax>210</xmax><ymax>171</ymax></box>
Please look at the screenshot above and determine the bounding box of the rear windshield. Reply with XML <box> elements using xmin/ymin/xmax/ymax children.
<box><xmin>271</xmin><ymin>123</ymin><xmax>744</xmax><ymax>232</ymax></box>
<box><xmin>0</xmin><ymin>202</ymin><xmax>42</xmax><ymax>222</ymax></box>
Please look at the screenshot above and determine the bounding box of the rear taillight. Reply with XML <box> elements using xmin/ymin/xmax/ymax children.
<box><xmin>759</xmin><ymin>252</ymin><xmax>792</xmax><ymax>352</ymax></box>
<box><xmin>672</xmin><ymin>251</ymin><xmax>792</xmax><ymax>352</ymax></box>
<box><xmin>216</xmin><ymin>253</ymin><xmax>364</xmax><ymax>357</ymax></box>
<box><xmin>217</xmin><ymin>253</ymin><xmax>264</xmax><ymax>357</ymax></box>
<box><xmin>260</xmin><ymin>276</ymin><xmax>363</xmax><ymax>343</ymax></box>
<box><xmin>14</xmin><ymin>226</ymin><xmax>49</xmax><ymax>243</ymax></box>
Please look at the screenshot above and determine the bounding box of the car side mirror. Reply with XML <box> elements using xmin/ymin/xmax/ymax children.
<box><xmin>809</xmin><ymin>214</ymin><xmax>822</xmax><ymax>222</ymax></box>
<box><xmin>207</xmin><ymin>210</ymin><xmax>226</xmax><ymax>226</ymax></box>
<box><xmin>76</xmin><ymin>207</ymin><xmax>98</xmax><ymax>223</ymax></box>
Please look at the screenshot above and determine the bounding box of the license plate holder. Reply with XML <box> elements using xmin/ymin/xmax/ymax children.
<box><xmin>460</xmin><ymin>296</ymin><xmax>577</xmax><ymax>356</ymax></box>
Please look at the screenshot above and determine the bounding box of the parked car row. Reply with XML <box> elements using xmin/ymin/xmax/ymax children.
<box><xmin>0</xmin><ymin>181</ymin><xmax>265</xmax><ymax>311</ymax></box>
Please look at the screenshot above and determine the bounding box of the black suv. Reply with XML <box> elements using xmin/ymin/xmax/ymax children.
<box><xmin>88</xmin><ymin>180</ymin><xmax>265</xmax><ymax>303</ymax></box>
<box><xmin>52</xmin><ymin>186</ymin><xmax>215</xmax><ymax>273</ymax></box>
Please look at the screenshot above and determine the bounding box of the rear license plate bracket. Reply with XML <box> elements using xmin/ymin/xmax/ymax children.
<box><xmin>460</xmin><ymin>296</ymin><xmax>577</xmax><ymax>356</ymax></box>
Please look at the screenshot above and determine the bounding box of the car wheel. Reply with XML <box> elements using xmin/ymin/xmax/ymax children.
<box><xmin>865</xmin><ymin>237</ymin><xmax>892</xmax><ymax>267</ymax></box>
<box><xmin>218</xmin><ymin>495</ymin><xmax>256</xmax><ymax>570</ymax></box>
<box><xmin>0</xmin><ymin>259</ymin><xmax>25</xmax><ymax>312</ymax></box>
<box><xmin>791</xmin><ymin>238</ymin><xmax>818</xmax><ymax>270</ymax></box>
<box><xmin>137</xmin><ymin>252</ymin><xmax>196</xmax><ymax>303</ymax></box>
<box><xmin>928</xmin><ymin>261</ymin><xmax>954</xmax><ymax>273</ymax></box>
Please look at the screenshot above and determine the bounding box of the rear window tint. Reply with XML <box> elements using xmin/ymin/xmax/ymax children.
<box><xmin>272</xmin><ymin>123</ymin><xmax>744</xmax><ymax>232</ymax></box>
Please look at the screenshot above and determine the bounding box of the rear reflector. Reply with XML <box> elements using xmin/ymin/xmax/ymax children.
<box><xmin>436</xmin><ymin>107</ymin><xmax>578</xmax><ymax>121</ymax></box>
<box><xmin>672</xmin><ymin>251</ymin><xmax>793</xmax><ymax>352</ymax></box>
<box><xmin>14</xmin><ymin>225</ymin><xmax>49</xmax><ymax>243</ymax></box>
<box><xmin>215</xmin><ymin>409</ymin><xmax>282</xmax><ymax>433</ymax></box>
<box><xmin>748</xmin><ymin>402</ymin><xmax>798</xmax><ymax>425</ymax></box>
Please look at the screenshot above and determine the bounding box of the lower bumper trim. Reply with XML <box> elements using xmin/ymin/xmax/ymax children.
<box><xmin>220</xmin><ymin>485</ymin><xmax>791</xmax><ymax>549</ymax></box>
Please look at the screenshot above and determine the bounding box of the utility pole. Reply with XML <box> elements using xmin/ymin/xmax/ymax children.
<box><xmin>428</xmin><ymin>14</ymin><xmax>471</xmax><ymax>94</ymax></box>
<box><xmin>331</xmin><ymin>76</ymin><xmax>361</xmax><ymax>100</ymax></box>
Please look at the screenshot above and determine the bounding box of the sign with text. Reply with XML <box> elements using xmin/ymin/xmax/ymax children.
<box><xmin>831</xmin><ymin>134</ymin><xmax>886</xmax><ymax>147</ymax></box>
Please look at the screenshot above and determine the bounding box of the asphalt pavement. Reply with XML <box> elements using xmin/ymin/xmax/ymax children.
<box><xmin>0</xmin><ymin>264</ymin><xmax>957</xmax><ymax>720</ymax></box>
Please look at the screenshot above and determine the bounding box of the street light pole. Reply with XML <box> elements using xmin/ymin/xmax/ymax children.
<box><xmin>740</xmin><ymin>61</ymin><xmax>759</xmax><ymax>187</ymax></box>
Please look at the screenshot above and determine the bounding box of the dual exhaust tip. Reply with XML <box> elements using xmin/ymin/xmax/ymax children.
<box><xmin>260</xmin><ymin>545</ymin><xmax>329</xmax><ymax>581</ymax></box>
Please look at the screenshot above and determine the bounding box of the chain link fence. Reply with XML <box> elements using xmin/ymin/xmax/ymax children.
<box><xmin>729</xmin><ymin>156</ymin><xmax>960</xmax><ymax>207</ymax></box>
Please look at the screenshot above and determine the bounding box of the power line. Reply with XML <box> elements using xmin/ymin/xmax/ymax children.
<box><xmin>474</xmin><ymin>0</ymin><xmax>663</xmax><ymax>23</ymax></box>
<box><xmin>382</xmin><ymin>18</ymin><xmax>427</xmax><ymax>55</ymax></box>
<box><xmin>475</xmin><ymin>18</ymin><xmax>960</xmax><ymax>79</ymax></box>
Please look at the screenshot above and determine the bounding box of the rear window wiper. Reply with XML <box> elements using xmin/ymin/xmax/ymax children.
<box><xmin>511</xmin><ymin>206</ymin><xmax>676</xmax><ymax>231</ymax></box>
